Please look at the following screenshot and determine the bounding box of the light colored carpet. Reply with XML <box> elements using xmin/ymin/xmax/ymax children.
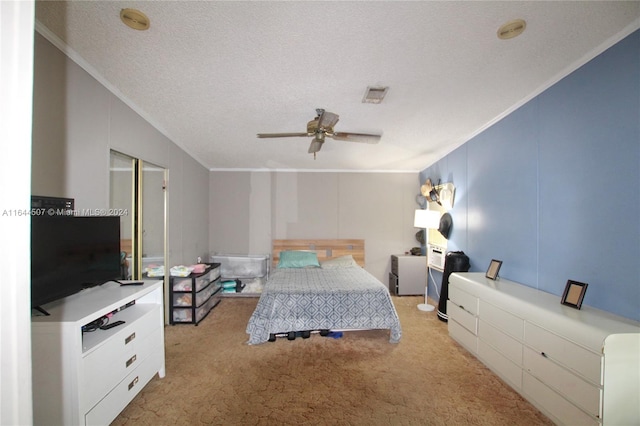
<box><xmin>112</xmin><ymin>296</ymin><xmax>552</xmax><ymax>425</ymax></box>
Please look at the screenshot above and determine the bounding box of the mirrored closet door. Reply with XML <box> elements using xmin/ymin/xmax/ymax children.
<box><xmin>109</xmin><ymin>150</ymin><xmax>166</xmax><ymax>283</ymax></box>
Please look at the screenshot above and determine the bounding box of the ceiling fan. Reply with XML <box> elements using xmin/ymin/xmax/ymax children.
<box><xmin>257</xmin><ymin>108</ymin><xmax>382</xmax><ymax>159</ymax></box>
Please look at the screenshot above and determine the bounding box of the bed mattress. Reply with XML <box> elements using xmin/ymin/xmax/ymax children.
<box><xmin>246</xmin><ymin>266</ymin><xmax>402</xmax><ymax>344</ymax></box>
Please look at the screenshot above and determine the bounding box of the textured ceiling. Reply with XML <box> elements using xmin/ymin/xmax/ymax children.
<box><xmin>35</xmin><ymin>1</ymin><xmax>640</xmax><ymax>171</ymax></box>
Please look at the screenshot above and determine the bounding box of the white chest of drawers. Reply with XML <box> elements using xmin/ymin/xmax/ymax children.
<box><xmin>32</xmin><ymin>281</ymin><xmax>166</xmax><ymax>425</ymax></box>
<box><xmin>447</xmin><ymin>272</ymin><xmax>640</xmax><ymax>425</ymax></box>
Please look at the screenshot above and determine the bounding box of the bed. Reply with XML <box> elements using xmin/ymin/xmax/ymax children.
<box><xmin>245</xmin><ymin>239</ymin><xmax>402</xmax><ymax>344</ymax></box>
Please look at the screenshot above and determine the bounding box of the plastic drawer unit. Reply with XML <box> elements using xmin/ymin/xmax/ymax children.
<box><xmin>169</xmin><ymin>263</ymin><xmax>221</xmax><ymax>325</ymax></box>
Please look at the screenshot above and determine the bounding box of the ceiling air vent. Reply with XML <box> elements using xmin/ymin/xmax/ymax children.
<box><xmin>362</xmin><ymin>86</ymin><xmax>389</xmax><ymax>104</ymax></box>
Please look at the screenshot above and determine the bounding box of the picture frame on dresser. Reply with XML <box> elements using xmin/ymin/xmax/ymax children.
<box><xmin>485</xmin><ymin>259</ymin><xmax>502</xmax><ymax>280</ymax></box>
<box><xmin>561</xmin><ymin>279</ymin><xmax>588</xmax><ymax>309</ymax></box>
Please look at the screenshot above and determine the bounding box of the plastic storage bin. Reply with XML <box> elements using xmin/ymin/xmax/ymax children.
<box><xmin>210</xmin><ymin>254</ymin><xmax>269</xmax><ymax>280</ymax></box>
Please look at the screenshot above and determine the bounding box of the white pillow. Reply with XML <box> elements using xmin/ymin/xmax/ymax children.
<box><xmin>320</xmin><ymin>255</ymin><xmax>358</xmax><ymax>269</ymax></box>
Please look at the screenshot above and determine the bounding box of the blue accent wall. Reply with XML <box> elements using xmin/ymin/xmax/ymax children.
<box><xmin>421</xmin><ymin>29</ymin><xmax>640</xmax><ymax>321</ymax></box>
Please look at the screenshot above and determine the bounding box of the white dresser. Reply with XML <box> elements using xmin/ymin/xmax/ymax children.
<box><xmin>447</xmin><ymin>272</ymin><xmax>640</xmax><ymax>425</ymax></box>
<box><xmin>32</xmin><ymin>280</ymin><xmax>166</xmax><ymax>425</ymax></box>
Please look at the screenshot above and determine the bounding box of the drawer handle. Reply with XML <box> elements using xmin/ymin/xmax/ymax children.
<box><xmin>128</xmin><ymin>376</ymin><xmax>139</xmax><ymax>391</ymax></box>
<box><xmin>540</xmin><ymin>352</ymin><xmax>547</xmax><ymax>358</ymax></box>
<box><xmin>459</xmin><ymin>305</ymin><xmax>465</xmax><ymax>310</ymax></box>
<box><xmin>126</xmin><ymin>354</ymin><xmax>137</xmax><ymax>368</ymax></box>
<box><xmin>125</xmin><ymin>332</ymin><xmax>136</xmax><ymax>344</ymax></box>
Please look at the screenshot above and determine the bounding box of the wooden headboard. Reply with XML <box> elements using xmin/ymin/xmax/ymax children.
<box><xmin>121</xmin><ymin>239</ymin><xmax>132</xmax><ymax>256</ymax></box>
<box><xmin>272</xmin><ymin>239</ymin><xmax>365</xmax><ymax>267</ymax></box>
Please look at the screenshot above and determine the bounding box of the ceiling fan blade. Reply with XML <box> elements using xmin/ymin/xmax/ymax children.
<box><xmin>308</xmin><ymin>138</ymin><xmax>324</xmax><ymax>154</ymax></box>
<box><xmin>257</xmin><ymin>132</ymin><xmax>310</xmax><ymax>138</ymax></box>
<box><xmin>317</xmin><ymin>111</ymin><xmax>339</xmax><ymax>131</ymax></box>
<box><xmin>331</xmin><ymin>132</ymin><xmax>381</xmax><ymax>143</ymax></box>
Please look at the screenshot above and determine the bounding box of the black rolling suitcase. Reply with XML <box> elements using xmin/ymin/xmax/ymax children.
<box><xmin>437</xmin><ymin>251</ymin><xmax>470</xmax><ymax>322</ymax></box>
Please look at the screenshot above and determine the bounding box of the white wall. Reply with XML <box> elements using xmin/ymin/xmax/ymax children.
<box><xmin>168</xmin><ymin>151</ymin><xmax>210</xmax><ymax>265</ymax></box>
<box><xmin>209</xmin><ymin>171</ymin><xmax>419</xmax><ymax>284</ymax></box>
<box><xmin>0</xmin><ymin>2</ymin><xmax>35</xmax><ymax>424</ymax></box>
<box><xmin>31</xmin><ymin>31</ymin><xmax>210</xmax><ymax>272</ymax></box>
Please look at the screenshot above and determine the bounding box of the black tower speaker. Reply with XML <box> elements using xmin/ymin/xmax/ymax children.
<box><xmin>437</xmin><ymin>251</ymin><xmax>470</xmax><ymax>322</ymax></box>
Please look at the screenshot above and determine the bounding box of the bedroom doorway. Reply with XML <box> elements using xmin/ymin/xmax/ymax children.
<box><xmin>109</xmin><ymin>150</ymin><xmax>167</xmax><ymax>287</ymax></box>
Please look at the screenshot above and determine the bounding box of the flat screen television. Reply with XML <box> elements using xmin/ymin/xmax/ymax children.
<box><xmin>31</xmin><ymin>215</ymin><xmax>121</xmax><ymax>311</ymax></box>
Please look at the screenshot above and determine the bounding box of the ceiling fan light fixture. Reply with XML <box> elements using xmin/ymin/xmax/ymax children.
<box><xmin>497</xmin><ymin>19</ymin><xmax>526</xmax><ymax>40</ymax></box>
<box><xmin>120</xmin><ymin>8</ymin><xmax>150</xmax><ymax>31</ymax></box>
<box><xmin>317</xmin><ymin>110</ymin><xmax>339</xmax><ymax>131</ymax></box>
<box><xmin>362</xmin><ymin>86</ymin><xmax>389</xmax><ymax>104</ymax></box>
<box><xmin>257</xmin><ymin>109</ymin><xmax>381</xmax><ymax>158</ymax></box>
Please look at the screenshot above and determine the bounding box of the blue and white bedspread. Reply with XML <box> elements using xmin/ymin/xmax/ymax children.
<box><xmin>245</xmin><ymin>266</ymin><xmax>402</xmax><ymax>344</ymax></box>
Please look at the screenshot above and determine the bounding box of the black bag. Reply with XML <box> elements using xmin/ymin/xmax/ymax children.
<box><xmin>437</xmin><ymin>251</ymin><xmax>470</xmax><ymax>322</ymax></box>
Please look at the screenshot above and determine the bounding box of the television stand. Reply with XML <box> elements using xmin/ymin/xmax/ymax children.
<box><xmin>31</xmin><ymin>280</ymin><xmax>165</xmax><ymax>425</ymax></box>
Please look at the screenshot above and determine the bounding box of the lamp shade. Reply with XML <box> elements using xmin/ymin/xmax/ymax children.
<box><xmin>414</xmin><ymin>209</ymin><xmax>440</xmax><ymax>229</ymax></box>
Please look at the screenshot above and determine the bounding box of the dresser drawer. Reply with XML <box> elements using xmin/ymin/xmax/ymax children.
<box><xmin>82</xmin><ymin>327</ymin><xmax>133</xmax><ymax>410</ymax></box>
<box><xmin>479</xmin><ymin>300</ymin><xmax>523</xmax><ymax>340</ymax></box>
<box><xmin>172</xmin><ymin>269</ymin><xmax>214</xmax><ymax>292</ymax></box>
<box><xmin>173</xmin><ymin>280</ymin><xmax>219</xmax><ymax>308</ymax></box>
<box><xmin>129</xmin><ymin>326</ymin><xmax>162</xmax><ymax>371</ymax></box>
<box><xmin>82</xmin><ymin>306</ymin><xmax>161</xmax><ymax>410</ymax></box>
<box><xmin>523</xmin><ymin>346</ymin><xmax>601</xmax><ymax>417</ymax></box>
<box><xmin>479</xmin><ymin>320</ymin><xmax>523</xmax><ymax>366</ymax></box>
<box><xmin>172</xmin><ymin>288</ymin><xmax>221</xmax><ymax>324</ymax></box>
<box><xmin>85</xmin><ymin>349</ymin><xmax>163</xmax><ymax>426</ymax></box>
<box><xmin>478</xmin><ymin>339</ymin><xmax>522</xmax><ymax>390</ymax></box>
<box><xmin>449</xmin><ymin>317</ymin><xmax>478</xmax><ymax>354</ymax></box>
<box><xmin>525</xmin><ymin>322</ymin><xmax>602</xmax><ymax>385</ymax></box>
<box><xmin>523</xmin><ymin>372</ymin><xmax>599</xmax><ymax>426</ymax></box>
<box><xmin>449</xmin><ymin>286</ymin><xmax>478</xmax><ymax>316</ymax></box>
<box><xmin>447</xmin><ymin>300</ymin><xmax>477</xmax><ymax>335</ymax></box>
